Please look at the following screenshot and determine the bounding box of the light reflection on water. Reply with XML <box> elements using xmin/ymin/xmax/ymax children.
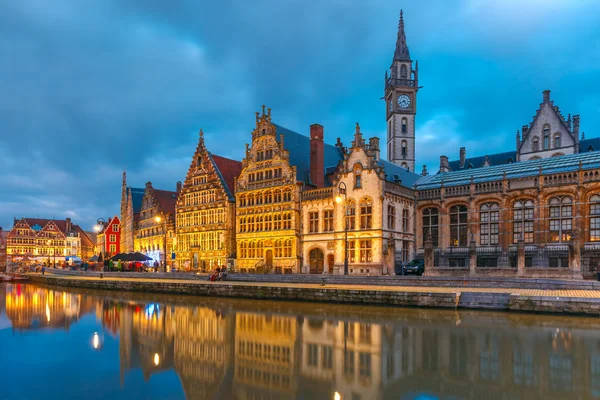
<box><xmin>1</xmin><ymin>282</ymin><xmax>600</xmax><ymax>400</ymax></box>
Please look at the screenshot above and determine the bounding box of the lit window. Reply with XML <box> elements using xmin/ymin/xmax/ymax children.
<box><xmin>513</xmin><ymin>200</ymin><xmax>534</xmax><ymax>243</ymax></box>
<box><xmin>308</xmin><ymin>211</ymin><xmax>319</xmax><ymax>233</ymax></box>
<box><xmin>549</xmin><ymin>196</ymin><xmax>572</xmax><ymax>242</ymax></box>
<box><xmin>323</xmin><ymin>210</ymin><xmax>334</xmax><ymax>232</ymax></box>
<box><xmin>590</xmin><ymin>195</ymin><xmax>600</xmax><ymax>241</ymax></box>
<box><xmin>387</xmin><ymin>205</ymin><xmax>396</xmax><ymax>230</ymax></box>
<box><xmin>346</xmin><ymin>201</ymin><xmax>356</xmax><ymax>230</ymax></box>
<box><xmin>450</xmin><ymin>205</ymin><xmax>468</xmax><ymax>246</ymax></box>
<box><xmin>359</xmin><ymin>240</ymin><xmax>372</xmax><ymax>262</ymax></box>
<box><xmin>360</xmin><ymin>199</ymin><xmax>373</xmax><ymax>229</ymax></box>
<box><xmin>479</xmin><ymin>203</ymin><xmax>499</xmax><ymax>245</ymax></box>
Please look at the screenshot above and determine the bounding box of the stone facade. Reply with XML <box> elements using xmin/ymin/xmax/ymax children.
<box><xmin>120</xmin><ymin>172</ymin><xmax>145</xmax><ymax>253</ymax></box>
<box><xmin>235</xmin><ymin>107</ymin><xmax>303</xmax><ymax>273</ymax></box>
<box><xmin>175</xmin><ymin>130</ymin><xmax>241</xmax><ymax>272</ymax></box>
<box><xmin>301</xmin><ymin>124</ymin><xmax>416</xmax><ymax>275</ymax></box>
<box><xmin>134</xmin><ymin>182</ymin><xmax>179</xmax><ymax>269</ymax></box>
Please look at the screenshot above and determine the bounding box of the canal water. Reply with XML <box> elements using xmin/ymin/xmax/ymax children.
<box><xmin>0</xmin><ymin>283</ymin><xmax>599</xmax><ymax>400</ymax></box>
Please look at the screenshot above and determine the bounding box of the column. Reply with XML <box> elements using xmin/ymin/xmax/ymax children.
<box><xmin>517</xmin><ymin>237</ymin><xmax>525</xmax><ymax>276</ymax></box>
<box><xmin>469</xmin><ymin>237</ymin><xmax>477</xmax><ymax>276</ymax></box>
<box><xmin>424</xmin><ymin>234</ymin><xmax>433</xmax><ymax>275</ymax></box>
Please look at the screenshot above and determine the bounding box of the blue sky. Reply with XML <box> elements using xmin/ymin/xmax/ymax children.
<box><xmin>1</xmin><ymin>0</ymin><xmax>600</xmax><ymax>230</ymax></box>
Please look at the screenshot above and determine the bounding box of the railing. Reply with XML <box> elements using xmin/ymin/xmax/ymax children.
<box><xmin>475</xmin><ymin>181</ymin><xmax>502</xmax><ymax>194</ymax></box>
<box><xmin>418</xmin><ymin>188</ymin><xmax>441</xmax><ymax>200</ymax></box>
<box><xmin>444</xmin><ymin>185</ymin><xmax>470</xmax><ymax>198</ymax></box>
<box><xmin>583</xmin><ymin>169</ymin><xmax>600</xmax><ymax>183</ymax></box>
<box><xmin>524</xmin><ymin>246</ymin><xmax>569</xmax><ymax>268</ymax></box>
<box><xmin>543</xmin><ymin>172</ymin><xmax>578</xmax><ymax>187</ymax></box>
<box><xmin>433</xmin><ymin>247</ymin><xmax>469</xmax><ymax>268</ymax></box>
<box><xmin>302</xmin><ymin>187</ymin><xmax>333</xmax><ymax>201</ymax></box>
<box><xmin>386</xmin><ymin>77</ymin><xmax>417</xmax><ymax>88</ymax></box>
<box><xmin>384</xmin><ymin>181</ymin><xmax>415</xmax><ymax>198</ymax></box>
<box><xmin>476</xmin><ymin>247</ymin><xmax>516</xmax><ymax>268</ymax></box>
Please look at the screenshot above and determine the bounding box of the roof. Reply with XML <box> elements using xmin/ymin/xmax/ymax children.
<box><xmin>74</xmin><ymin>226</ymin><xmax>94</xmax><ymax>247</ymax></box>
<box><xmin>154</xmin><ymin>189</ymin><xmax>178</xmax><ymax>214</ymax></box>
<box><xmin>378</xmin><ymin>159</ymin><xmax>422</xmax><ymax>187</ymax></box>
<box><xmin>416</xmin><ymin>150</ymin><xmax>600</xmax><ymax>190</ymax></box>
<box><xmin>581</xmin><ymin>138</ymin><xmax>600</xmax><ymax>152</ymax></box>
<box><xmin>14</xmin><ymin>218</ymin><xmax>68</xmax><ymax>234</ymax></box>
<box><xmin>128</xmin><ymin>187</ymin><xmax>145</xmax><ymax>214</ymax></box>
<box><xmin>210</xmin><ymin>154</ymin><xmax>243</xmax><ymax>200</ymax></box>
<box><xmin>448</xmin><ymin>150</ymin><xmax>517</xmax><ymax>171</ymax></box>
<box><xmin>274</xmin><ymin>124</ymin><xmax>344</xmax><ymax>186</ymax></box>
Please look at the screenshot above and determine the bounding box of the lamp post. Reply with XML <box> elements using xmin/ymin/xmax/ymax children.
<box><xmin>94</xmin><ymin>218</ymin><xmax>106</xmax><ymax>271</ymax></box>
<box><xmin>47</xmin><ymin>239</ymin><xmax>56</xmax><ymax>268</ymax></box>
<box><xmin>335</xmin><ymin>181</ymin><xmax>349</xmax><ymax>275</ymax></box>
<box><xmin>155</xmin><ymin>216</ymin><xmax>168</xmax><ymax>273</ymax></box>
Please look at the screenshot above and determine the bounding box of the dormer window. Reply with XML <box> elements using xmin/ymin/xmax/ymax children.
<box><xmin>355</xmin><ymin>174</ymin><xmax>362</xmax><ymax>188</ymax></box>
<box><xmin>543</xmin><ymin>126</ymin><xmax>550</xmax><ymax>150</ymax></box>
<box><xmin>554</xmin><ymin>133</ymin><xmax>561</xmax><ymax>148</ymax></box>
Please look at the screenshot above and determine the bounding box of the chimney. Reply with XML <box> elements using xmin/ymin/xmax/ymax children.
<box><xmin>516</xmin><ymin>130</ymin><xmax>521</xmax><ymax>149</ymax></box>
<box><xmin>176</xmin><ymin>181</ymin><xmax>182</xmax><ymax>193</ymax></box>
<box><xmin>459</xmin><ymin>147</ymin><xmax>466</xmax><ymax>168</ymax></box>
<box><xmin>522</xmin><ymin>125</ymin><xmax>529</xmax><ymax>137</ymax></box>
<box><xmin>66</xmin><ymin>217</ymin><xmax>72</xmax><ymax>233</ymax></box>
<box><xmin>369</xmin><ymin>137</ymin><xmax>380</xmax><ymax>161</ymax></box>
<box><xmin>421</xmin><ymin>165</ymin><xmax>428</xmax><ymax>176</ymax></box>
<box><xmin>309</xmin><ymin>124</ymin><xmax>325</xmax><ymax>188</ymax></box>
<box><xmin>439</xmin><ymin>155</ymin><xmax>450</xmax><ymax>173</ymax></box>
<box><xmin>543</xmin><ymin>90</ymin><xmax>551</xmax><ymax>102</ymax></box>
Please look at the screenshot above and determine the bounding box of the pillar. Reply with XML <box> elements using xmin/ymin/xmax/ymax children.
<box><xmin>570</xmin><ymin>235</ymin><xmax>582</xmax><ymax>276</ymax></box>
<box><xmin>517</xmin><ymin>237</ymin><xmax>525</xmax><ymax>276</ymax></box>
<box><xmin>424</xmin><ymin>234</ymin><xmax>433</xmax><ymax>275</ymax></box>
<box><xmin>469</xmin><ymin>237</ymin><xmax>477</xmax><ymax>276</ymax></box>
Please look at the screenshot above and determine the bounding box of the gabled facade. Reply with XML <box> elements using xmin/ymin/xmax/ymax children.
<box><xmin>101</xmin><ymin>216</ymin><xmax>121</xmax><ymax>256</ymax></box>
<box><xmin>134</xmin><ymin>182</ymin><xmax>179</xmax><ymax>268</ymax></box>
<box><xmin>235</xmin><ymin>107</ymin><xmax>304</xmax><ymax>273</ymax></box>
<box><xmin>175</xmin><ymin>130</ymin><xmax>242</xmax><ymax>271</ymax></box>
<box><xmin>120</xmin><ymin>171</ymin><xmax>145</xmax><ymax>253</ymax></box>
<box><xmin>301</xmin><ymin>124</ymin><xmax>418</xmax><ymax>275</ymax></box>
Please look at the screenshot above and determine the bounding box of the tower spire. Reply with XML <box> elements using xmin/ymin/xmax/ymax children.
<box><xmin>394</xmin><ymin>9</ymin><xmax>410</xmax><ymax>61</ymax></box>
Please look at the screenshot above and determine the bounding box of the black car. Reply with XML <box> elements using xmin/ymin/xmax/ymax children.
<box><xmin>402</xmin><ymin>259</ymin><xmax>424</xmax><ymax>276</ymax></box>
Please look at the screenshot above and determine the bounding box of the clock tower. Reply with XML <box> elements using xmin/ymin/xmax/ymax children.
<box><xmin>385</xmin><ymin>10</ymin><xmax>418</xmax><ymax>172</ymax></box>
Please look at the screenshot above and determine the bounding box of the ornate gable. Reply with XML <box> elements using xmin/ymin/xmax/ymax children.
<box><xmin>333</xmin><ymin>123</ymin><xmax>386</xmax><ymax>181</ymax></box>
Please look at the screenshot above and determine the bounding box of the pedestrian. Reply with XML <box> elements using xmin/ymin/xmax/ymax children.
<box><xmin>42</xmin><ymin>266</ymin><xmax>45</xmax><ymax>275</ymax></box>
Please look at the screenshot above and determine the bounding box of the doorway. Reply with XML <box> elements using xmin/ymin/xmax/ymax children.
<box><xmin>265</xmin><ymin>250</ymin><xmax>273</xmax><ymax>268</ymax></box>
<box><xmin>309</xmin><ymin>248</ymin><xmax>324</xmax><ymax>274</ymax></box>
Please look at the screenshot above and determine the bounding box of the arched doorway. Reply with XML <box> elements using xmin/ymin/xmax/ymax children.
<box><xmin>327</xmin><ymin>254</ymin><xmax>334</xmax><ymax>273</ymax></box>
<box><xmin>309</xmin><ymin>248</ymin><xmax>324</xmax><ymax>274</ymax></box>
<box><xmin>265</xmin><ymin>250</ymin><xmax>273</xmax><ymax>268</ymax></box>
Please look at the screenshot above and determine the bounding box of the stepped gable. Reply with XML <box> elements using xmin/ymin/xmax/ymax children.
<box><xmin>153</xmin><ymin>189</ymin><xmax>178</xmax><ymax>214</ymax></box>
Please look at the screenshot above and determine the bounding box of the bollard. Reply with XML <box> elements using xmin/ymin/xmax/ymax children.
<box><xmin>100</xmin><ymin>273</ymin><xmax>103</xmax><ymax>279</ymax></box>
<box><xmin>321</xmin><ymin>277</ymin><xmax>326</xmax><ymax>286</ymax></box>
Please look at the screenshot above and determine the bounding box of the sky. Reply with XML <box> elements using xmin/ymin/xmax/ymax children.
<box><xmin>1</xmin><ymin>0</ymin><xmax>600</xmax><ymax>231</ymax></box>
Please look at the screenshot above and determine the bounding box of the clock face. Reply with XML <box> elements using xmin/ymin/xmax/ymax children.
<box><xmin>397</xmin><ymin>94</ymin><xmax>411</xmax><ymax>109</ymax></box>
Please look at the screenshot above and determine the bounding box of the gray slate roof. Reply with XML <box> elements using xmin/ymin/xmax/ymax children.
<box><xmin>416</xmin><ymin>150</ymin><xmax>600</xmax><ymax>190</ymax></box>
<box><xmin>448</xmin><ymin>150</ymin><xmax>516</xmax><ymax>171</ymax></box>
<box><xmin>129</xmin><ymin>187</ymin><xmax>145</xmax><ymax>214</ymax></box>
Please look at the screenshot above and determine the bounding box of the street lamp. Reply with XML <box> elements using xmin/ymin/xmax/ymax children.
<box><xmin>335</xmin><ymin>181</ymin><xmax>349</xmax><ymax>275</ymax></box>
<box><xmin>94</xmin><ymin>218</ymin><xmax>106</xmax><ymax>271</ymax></box>
<box><xmin>47</xmin><ymin>239</ymin><xmax>56</xmax><ymax>268</ymax></box>
<box><xmin>155</xmin><ymin>216</ymin><xmax>168</xmax><ymax>273</ymax></box>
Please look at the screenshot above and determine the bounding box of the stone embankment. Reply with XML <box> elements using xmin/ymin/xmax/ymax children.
<box><xmin>25</xmin><ymin>272</ymin><xmax>600</xmax><ymax>316</ymax></box>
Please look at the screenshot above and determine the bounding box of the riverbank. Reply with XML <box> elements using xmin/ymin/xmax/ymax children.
<box><xmin>25</xmin><ymin>273</ymin><xmax>600</xmax><ymax>315</ymax></box>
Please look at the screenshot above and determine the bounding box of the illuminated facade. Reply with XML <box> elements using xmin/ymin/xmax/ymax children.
<box><xmin>6</xmin><ymin>218</ymin><xmax>93</xmax><ymax>264</ymax></box>
<box><xmin>176</xmin><ymin>130</ymin><xmax>241</xmax><ymax>271</ymax></box>
<box><xmin>301</xmin><ymin>124</ymin><xmax>418</xmax><ymax>275</ymax></box>
<box><xmin>120</xmin><ymin>171</ymin><xmax>145</xmax><ymax>253</ymax></box>
<box><xmin>235</xmin><ymin>107</ymin><xmax>304</xmax><ymax>273</ymax></box>
<box><xmin>134</xmin><ymin>182</ymin><xmax>179</xmax><ymax>268</ymax></box>
<box><xmin>98</xmin><ymin>216</ymin><xmax>120</xmax><ymax>257</ymax></box>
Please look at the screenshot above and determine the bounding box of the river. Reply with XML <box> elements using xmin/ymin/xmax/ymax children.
<box><xmin>0</xmin><ymin>282</ymin><xmax>599</xmax><ymax>399</ymax></box>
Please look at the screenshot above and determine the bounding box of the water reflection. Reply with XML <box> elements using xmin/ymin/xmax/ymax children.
<box><xmin>2</xmin><ymin>283</ymin><xmax>600</xmax><ymax>399</ymax></box>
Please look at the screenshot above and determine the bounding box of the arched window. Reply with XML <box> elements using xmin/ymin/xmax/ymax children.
<box><xmin>450</xmin><ymin>205</ymin><xmax>468</xmax><ymax>246</ymax></box>
<box><xmin>354</xmin><ymin>165</ymin><xmax>362</xmax><ymax>188</ymax></box>
<box><xmin>274</xmin><ymin>190</ymin><xmax>282</xmax><ymax>203</ymax></box>
<box><xmin>240</xmin><ymin>242</ymin><xmax>247</xmax><ymax>258</ymax></box>
<box><xmin>346</xmin><ymin>200</ymin><xmax>356</xmax><ymax>230</ymax></box>
<box><xmin>402</xmin><ymin>209</ymin><xmax>410</xmax><ymax>232</ymax></box>
<box><xmin>360</xmin><ymin>198</ymin><xmax>373</xmax><ymax>229</ymax></box>
<box><xmin>265</xmin><ymin>214</ymin><xmax>272</xmax><ymax>231</ymax></box>
<box><xmin>532</xmin><ymin>137</ymin><xmax>540</xmax><ymax>152</ymax></box>
<box><xmin>240</xmin><ymin>217</ymin><xmax>246</xmax><ymax>233</ymax></box>
<box><xmin>401</xmin><ymin>118</ymin><xmax>407</xmax><ymax>134</ymax></box>
<box><xmin>543</xmin><ymin>126</ymin><xmax>550</xmax><ymax>150</ymax></box>
<box><xmin>264</xmin><ymin>190</ymin><xmax>272</xmax><ymax>204</ymax></box>
<box><xmin>284</xmin><ymin>239</ymin><xmax>292</xmax><ymax>257</ymax></box>
<box><xmin>422</xmin><ymin>208</ymin><xmax>439</xmax><ymax>246</ymax></box>
<box><xmin>283</xmin><ymin>189</ymin><xmax>292</xmax><ymax>202</ymax></box>
<box><xmin>256</xmin><ymin>192</ymin><xmax>263</xmax><ymax>205</ymax></box>
<box><xmin>549</xmin><ymin>196</ymin><xmax>572</xmax><ymax>242</ymax></box>
<box><xmin>513</xmin><ymin>200</ymin><xmax>534</xmax><ymax>243</ymax></box>
<box><xmin>274</xmin><ymin>239</ymin><xmax>283</xmax><ymax>258</ymax></box>
<box><xmin>590</xmin><ymin>195</ymin><xmax>600</xmax><ymax>241</ymax></box>
<box><xmin>554</xmin><ymin>133</ymin><xmax>561</xmax><ymax>148</ymax></box>
<box><xmin>248</xmin><ymin>193</ymin><xmax>254</xmax><ymax>206</ymax></box>
<box><xmin>387</xmin><ymin>205</ymin><xmax>396</xmax><ymax>229</ymax></box>
<box><xmin>479</xmin><ymin>203</ymin><xmax>499</xmax><ymax>245</ymax></box>
<box><xmin>400</xmin><ymin>64</ymin><xmax>408</xmax><ymax>79</ymax></box>
<box><xmin>248</xmin><ymin>217</ymin><xmax>254</xmax><ymax>232</ymax></box>
<box><xmin>249</xmin><ymin>242</ymin><xmax>256</xmax><ymax>258</ymax></box>
<box><xmin>256</xmin><ymin>216</ymin><xmax>263</xmax><ymax>232</ymax></box>
<box><xmin>401</xmin><ymin>140</ymin><xmax>407</xmax><ymax>157</ymax></box>
<box><xmin>257</xmin><ymin>240</ymin><xmax>264</xmax><ymax>258</ymax></box>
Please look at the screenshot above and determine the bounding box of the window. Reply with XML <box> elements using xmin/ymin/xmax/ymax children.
<box><xmin>532</xmin><ymin>137</ymin><xmax>540</xmax><ymax>152</ymax></box>
<box><xmin>402</xmin><ymin>209</ymin><xmax>409</xmax><ymax>232</ymax></box>
<box><xmin>109</xmin><ymin>244</ymin><xmax>116</xmax><ymax>253</ymax></box>
<box><xmin>264</xmin><ymin>215</ymin><xmax>272</xmax><ymax>231</ymax></box>
<box><xmin>360</xmin><ymin>199</ymin><xmax>373</xmax><ymax>229</ymax></box>
<box><xmin>401</xmin><ymin>141</ymin><xmax>407</xmax><ymax>157</ymax></box>
<box><xmin>308</xmin><ymin>211</ymin><xmax>319</xmax><ymax>233</ymax></box>
<box><xmin>479</xmin><ymin>203</ymin><xmax>499</xmax><ymax>245</ymax></box>
<box><xmin>323</xmin><ymin>210</ymin><xmax>334</xmax><ymax>232</ymax></box>
<box><xmin>359</xmin><ymin>240</ymin><xmax>372</xmax><ymax>262</ymax></box>
<box><xmin>347</xmin><ymin>240</ymin><xmax>356</xmax><ymax>263</ymax></box>
<box><xmin>112</xmin><ymin>224</ymin><xmax>119</xmax><ymax>232</ymax></box>
<box><xmin>344</xmin><ymin>350</ymin><xmax>355</xmax><ymax>375</ymax></box>
<box><xmin>283</xmin><ymin>239</ymin><xmax>292</xmax><ymax>257</ymax></box>
<box><xmin>401</xmin><ymin>118</ymin><xmax>407</xmax><ymax>134</ymax></box>
<box><xmin>109</xmin><ymin>234</ymin><xmax>116</xmax><ymax>243</ymax></box>
<box><xmin>402</xmin><ymin>241</ymin><xmax>410</xmax><ymax>263</ymax></box>
<box><xmin>554</xmin><ymin>134</ymin><xmax>561</xmax><ymax>148</ymax></box>
<box><xmin>549</xmin><ymin>196</ymin><xmax>572</xmax><ymax>242</ymax></box>
<box><xmin>283</xmin><ymin>189</ymin><xmax>292</xmax><ymax>202</ymax></box>
<box><xmin>308</xmin><ymin>344</ymin><xmax>319</xmax><ymax>367</ymax></box>
<box><xmin>359</xmin><ymin>353</ymin><xmax>372</xmax><ymax>378</ymax></box>
<box><xmin>513</xmin><ymin>200</ymin><xmax>534</xmax><ymax>243</ymax></box>
<box><xmin>450</xmin><ymin>205</ymin><xmax>468</xmax><ymax>246</ymax></box>
<box><xmin>590</xmin><ymin>195</ymin><xmax>600</xmax><ymax>241</ymax></box>
<box><xmin>355</xmin><ymin>174</ymin><xmax>362</xmax><ymax>188</ymax></box>
<box><xmin>274</xmin><ymin>190</ymin><xmax>282</xmax><ymax>203</ymax></box>
<box><xmin>400</xmin><ymin>64</ymin><xmax>407</xmax><ymax>79</ymax></box>
<box><xmin>422</xmin><ymin>208</ymin><xmax>439</xmax><ymax>246</ymax></box>
<box><xmin>283</xmin><ymin>213</ymin><xmax>292</xmax><ymax>230</ymax></box>
<box><xmin>387</xmin><ymin>205</ymin><xmax>396</xmax><ymax>229</ymax></box>
<box><xmin>346</xmin><ymin>201</ymin><xmax>356</xmax><ymax>230</ymax></box>
<box><xmin>274</xmin><ymin>240</ymin><xmax>282</xmax><ymax>258</ymax></box>
<box><xmin>273</xmin><ymin>214</ymin><xmax>282</xmax><ymax>230</ymax></box>
<box><xmin>265</xmin><ymin>190</ymin><xmax>272</xmax><ymax>204</ymax></box>
<box><xmin>543</xmin><ymin>126</ymin><xmax>550</xmax><ymax>150</ymax></box>
<box><xmin>322</xmin><ymin>346</ymin><xmax>333</xmax><ymax>369</ymax></box>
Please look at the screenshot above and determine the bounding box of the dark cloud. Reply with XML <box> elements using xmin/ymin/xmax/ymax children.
<box><xmin>1</xmin><ymin>0</ymin><xmax>599</xmax><ymax>229</ymax></box>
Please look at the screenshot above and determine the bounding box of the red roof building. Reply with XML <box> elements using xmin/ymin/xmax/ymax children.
<box><xmin>100</xmin><ymin>216</ymin><xmax>121</xmax><ymax>257</ymax></box>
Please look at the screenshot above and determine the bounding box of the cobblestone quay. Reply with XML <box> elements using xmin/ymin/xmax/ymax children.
<box><xmin>26</xmin><ymin>273</ymin><xmax>600</xmax><ymax>315</ymax></box>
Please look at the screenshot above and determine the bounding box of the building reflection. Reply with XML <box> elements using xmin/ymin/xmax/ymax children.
<box><xmin>4</xmin><ymin>284</ymin><xmax>600</xmax><ymax>399</ymax></box>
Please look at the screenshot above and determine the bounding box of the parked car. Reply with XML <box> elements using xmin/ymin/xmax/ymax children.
<box><xmin>402</xmin><ymin>259</ymin><xmax>425</xmax><ymax>276</ymax></box>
